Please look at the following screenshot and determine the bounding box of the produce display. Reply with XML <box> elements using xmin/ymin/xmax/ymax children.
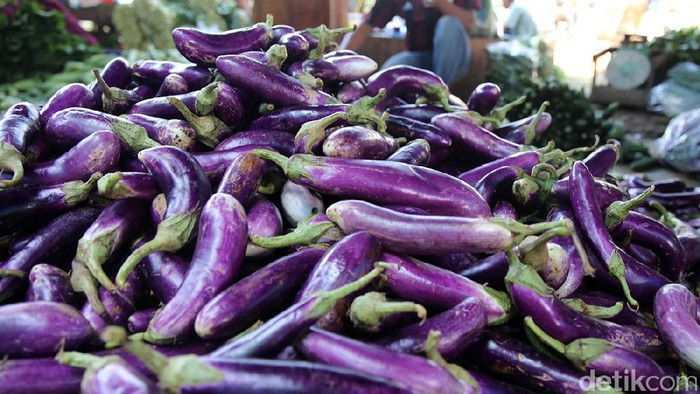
<box><xmin>1</xmin><ymin>15</ymin><xmax>700</xmax><ymax>394</ymax></box>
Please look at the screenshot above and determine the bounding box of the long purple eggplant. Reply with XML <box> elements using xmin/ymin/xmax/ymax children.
<box><xmin>247</xmin><ymin>104</ymin><xmax>347</xmax><ymax>132</ymax></box>
<box><xmin>80</xmin><ymin>265</ymin><xmax>145</xmax><ymax>333</ymax></box>
<box><xmin>215</xmin><ymin>129</ymin><xmax>294</xmax><ymax>156</ymax></box>
<box><xmin>88</xmin><ymin>57</ymin><xmax>131</xmax><ymax>110</ymax></box>
<box><xmin>551</xmin><ymin>176</ymin><xmax>628</xmax><ymax>208</ymax></box>
<box><xmin>216</xmin><ymin>151</ymin><xmax>265</xmax><ymax>208</ymax></box>
<box><xmin>336</xmin><ymin>80</ymin><xmax>366</xmax><ymax>103</ymax></box>
<box><xmin>128</xmin><ymin>90</ymin><xmax>198</xmax><ymax>119</ymax></box>
<box><xmin>193</xmin><ymin>144</ymin><xmax>274</xmax><ymax>180</ymax></box>
<box><xmin>474</xmin><ymin>166</ymin><xmax>524</xmax><ymax>206</ymax></box>
<box><xmin>280</xmin><ymin>181</ymin><xmax>325</xmax><ymax>226</ymax></box>
<box><xmin>296</xmin><ymin>231</ymin><xmax>382</xmax><ymax>332</ymax></box>
<box><xmin>132</xmin><ymin>60</ymin><xmax>213</xmax><ymax>90</ymax></box>
<box><xmin>245</xmin><ymin>194</ymin><xmax>283</xmax><ymax>258</ymax></box>
<box><xmin>5</xmin><ymin>130</ymin><xmax>120</xmax><ymax>187</ymax></box>
<box><xmin>195</xmin><ymin>246</ymin><xmax>325</xmax><ymax>339</ymax></box>
<box><xmin>0</xmin><ymin>207</ymin><xmax>101</xmax><ymax>302</ymax></box>
<box><xmin>39</xmin><ymin>82</ymin><xmax>95</xmax><ymax>125</ymax></box>
<box><xmin>209</xmin><ymin>264</ymin><xmax>386</xmax><ymax>359</ymax></box>
<box><xmin>0</xmin><ymin>301</ymin><xmax>94</xmax><ymax>357</ymax></box>
<box><xmin>124</xmin><ymin>113</ymin><xmax>198</xmax><ymax>151</ymax></box>
<box><xmin>568</xmin><ymin>289</ymin><xmax>655</xmax><ymax>327</ymax></box>
<box><xmin>322</xmin><ymin>125</ymin><xmax>399</xmax><ymax>160</ymax></box>
<box><xmin>432</xmin><ymin>112</ymin><xmax>522</xmax><ymax>162</ymax></box>
<box><xmin>546</xmin><ymin>205</ymin><xmax>591</xmax><ymax>298</ymax></box>
<box><xmin>144</xmin><ymin>193</ymin><xmax>247</xmax><ymax>344</ymax></box>
<box><xmin>287</xmin><ymin>59</ymin><xmax>340</xmax><ymax>83</ymax></box>
<box><xmin>655</xmin><ymin>284</ymin><xmax>700</xmax><ymax>371</ymax></box>
<box><xmin>92</xmin><ymin>70</ymin><xmax>156</xmax><ymax>115</ymax></box>
<box><xmin>385</xmin><ymin>114</ymin><xmax>452</xmax><ymax>150</ymax></box>
<box><xmin>371</xmin><ymin>297</ymin><xmax>487</xmax><ymax>360</ymax></box>
<box><xmin>581</xmin><ymin>140</ymin><xmax>620</xmax><ymax>177</ymax></box>
<box><xmin>0</xmin><ymin>357</ymin><xmax>85</xmax><ymax>394</ymax></box>
<box><xmin>458</xmin><ymin>151</ymin><xmax>541</xmax><ymax>186</ymax></box>
<box><xmin>26</xmin><ymin>264</ymin><xmax>79</xmax><ymax>306</ymax></box>
<box><xmin>128</xmin><ymin>308</ymin><xmax>158</xmax><ymax>333</ymax></box>
<box><xmin>44</xmin><ymin>107</ymin><xmax>131</xmax><ymax>150</ymax></box>
<box><xmin>386</xmin><ymin>104</ymin><xmax>448</xmax><ymax>123</ymax></box>
<box><xmin>387</xmin><ymin>138</ymin><xmax>431</xmax><ymax>166</ymax></box>
<box><xmin>57</xmin><ymin>352</ymin><xmax>158</xmax><ymax>394</ymax></box>
<box><xmin>255</xmin><ymin>150</ymin><xmax>491</xmax><ymax>218</ymax></box>
<box><xmin>325</xmin><ymin>54</ymin><xmax>378</xmax><ymax>82</ymax></box>
<box><xmin>116</xmin><ymin>146</ymin><xmax>211</xmax><ymax>288</ymax></box>
<box><xmin>97</xmin><ymin>171</ymin><xmax>160</xmax><ymax>200</ymax></box>
<box><xmin>216</xmin><ymin>52</ymin><xmax>340</xmax><ymax>107</ymax></box>
<box><xmin>155</xmin><ymin>73</ymin><xmax>189</xmax><ymax>96</ymax></box>
<box><xmin>166</xmin><ymin>97</ymin><xmax>232</xmax><ymax>148</ymax></box>
<box><xmin>0</xmin><ymin>102</ymin><xmax>41</xmax><ymax>187</ymax></box>
<box><xmin>366</xmin><ymin>65</ymin><xmax>452</xmax><ymax>110</ymax></box>
<box><xmin>380</xmin><ymin>252</ymin><xmax>513</xmax><ymax>325</ymax></box>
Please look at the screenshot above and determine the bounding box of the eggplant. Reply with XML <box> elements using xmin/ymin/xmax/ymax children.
<box><xmin>371</xmin><ymin>297</ymin><xmax>487</xmax><ymax>360</ymax></box>
<box><xmin>493</xmin><ymin>200</ymin><xmax>518</xmax><ymax>220</ymax></box>
<box><xmin>380</xmin><ymin>252</ymin><xmax>512</xmax><ymax>325</ymax></box>
<box><xmin>248</xmin><ymin>100</ymin><xmax>382</xmax><ymax>133</ymax></box>
<box><xmin>216</xmin><ymin>52</ymin><xmax>340</xmax><ymax>107</ymax></box>
<box><xmin>278</xmin><ymin>32</ymin><xmax>310</xmax><ymax>62</ymax></box>
<box><xmin>128</xmin><ymin>308</ymin><xmax>158</xmax><ymax>333</ymax></box>
<box><xmin>626</xmin><ymin>175</ymin><xmax>687</xmax><ymax>193</ymax></box>
<box><xmin>296</xmin><ymin>231</ymin><xmax>382</xmax><ymax>332</ymax></box>
<box><xmin>58</xmin><ymin>352</ymin><xmax>159</xmax><ymax>394</ymax></box>
<box><xmin>493</xmin><ymin>104</ymin><xmax>552</xmax><ymax>145</ymax></box>
<box><xmin>88</xmin><ymin>57</ymin><xmax>131</xmax><ymax>110</ymax></box>
<box><xmin>655</xmin><ymin>284</ymin><xmax>700</xmax><ymax>372</ymax></box>
<box><xmin>385</xmin><ymin>113</ymin><xmax>452</xmax><ymax>150</ymax></box>
<box><xmin>0</xmin><ymin>301</ymin><xmax>94</xmax><ymax>357</ymax></box>
<box><xmin>366</xmin><ymin>65</ymin><xmax>452</xmax><ymax>110</ymax></box>
<box><xmin>287</xmin><ymin>59</ymin><xmax>340</xmax><ymax>83</ymax></box>
<box><xmin>216</xmin><ymin>151</ymin><xmax>265</xmax><ymax>208</ymax></box>
<box><xmin>155</xmin><ymin>73</ymin><xmax>189</xmax><ymax>97</ymax></box>
<box><xmin>347</xmin><ymin>291</ymin><xmax>426</xmax><ymax>333</ymax></box>
<box><xmin>580</xmin><ymin>141</ymin><xmax>620</xmax><ymax>177</ymax></box>
<box><xmin>132</xmin><ymin>60</ymin><xmax>213</xmax><ymax>89</ymax></box>
<box><xmin>0</xmin><ymin>207</ymin><xmax>101</xmax><ymax>302</ymax></box>
<box><xmin>271</xmin><ymin>24</ymin><xmax>295</xmax><ymax>43</ymax></box>
<box><xmin>0</xmin><ymin>358</ymin><xmax>85</xmax><ymax>394</ymax></box>
<box><xmin>144</xmin><ymin>193</ymin><xmax>247</xmax><ymax>344</ymax></box>
<box><xmin>466</xmin><ymin>82</ymin><xmax>501</xmax><ymax>115</ymax></box>
<box><xmin>26</xmin><ymin>264</ymin><xmax>79</xmax><ymax>306</ymax></box>
<box><xmin>128</xmin><ymin>90</ymin><xmax>199</xmax><ymax>119</ymax></box>
<box><xmin>0</xmin><ymin>102</ymin><xmax>41</xmax><ymax>187</ymax></box>
<box><xmin>97</xmin><ymin>171</ymin><xmax>160</xmax><ymax>200</ymax></box>
<box><xmin>215</xmin><ymin>129</ymin><xmax>294</xmax><ymax>156</ymax></box>
<box><xmin>474</xmin><ymin>166</ymin><xmax>524</xmax><ymax>206</ymax></box>
<box><xmin>138</xmin><ymin>240</ymin><xmax>188</xmax><ymax>304</ymax></box>
<box><xmin>325</xmin><ymin>54</ymin><xmax>378</xmax><ymax>82</ymax></box>
<box><xmin>80</xmin><ymin>265</ymin><xmax>145</xmax><ymax>333</ymax></box>
<box><xmin>568</xmin><ymin>289</ymin><xmax>655</xmax><ymax>327</ymax></box>
<box><xmin>386</xmin><ymin>104</ymin><xmax>448</xmax><ymax>123</ymax></box>
<box><xmin>432</xmin><ymin>112</ymin><xmax>522</xmax><ymax>162</ymax></box>
<box><xmin>551</xmin><ymin>176</ymin><xmax>628</xmax><ymax>209</ymax></box>
<box><xmin>545</xmin><ymin>205</ymin><xmax>591</xmax><ymax>298</ymax></box>
<box><xmin>93</xmin><ymin>70</ymin><xmax>157</xmax><ymax>115</ymax></box>
<box><xmin>255</xmin><ymin>150</ymin><xmax>491</xmax><ymax>218</ymax></box>
<box><xmin>210</xmin><ymin>264</ymin><xmax>386</xmax><ymax>359</ymax></box>
<box><xmin>387</xmin><ymin>138</ymin><xmax>431</xmax><ymax>166</ymax></box>
<box><xmin>5</xmin><ymin>130</ymin><xmax>120</xmax><ymax>187</ymax></box>
<box><xmin>245</xmin><ymin>194</ymin><xmax>283</xmax><ymax>259</ymax></box>
<box><xmin>39</xmin><ymin>83</ymin><xmax>96</xmax><ymax>125</ymax></box>
<box><xmin>116</xmin><ymin>146</ymin><xmax>211</xmax><ymax>288</ymax></box>
<box><xmin>297</xmin><ymin>326</ymin><xmax>470</xmax><ymax>394</ymax></box>
<box><xmin>24</xmin><ymin>134</ymin><xmax>55</xmax><ymax>164</ymax></box>
<box><xmin>44</xmin><ymin>108</ymin><xmax>131</xmax><ymax>150</ymax></box>
<box><xmin>195</xmin><ymin>247</ymin><xmax>325</xmax><ymax>339</ymax></box>
<box><xmin>458</xmin><ymin>151</ymin><xmax>540</xmax><ymax>186</ymax></box>
<box><xmin>194</xmin><ymin>144</ymin><xmax>275</xmax><ymax>181</ymax></box>
<box><xmin>322</xmin><ymin>125</ymin><xmax>399</xmax><ymax>160</ymax></box>
<box><xmin>336</xmin><ymin>80</ymin><xmax>366</xmax><ymax>103</ymax></box>
<box><xmin>172</xmin><ymin>18</ymin><xmax>273</xmax><ymax>67</ymax></box>
<box><xmin>124</xmin><ymin>113</ymin><xmax>198</xmax><ymax>151</ymax></box>
<box><xmin>166</xmin><ymin>97</ymin><xmax>232</xmax><ymax>148</ymax></box>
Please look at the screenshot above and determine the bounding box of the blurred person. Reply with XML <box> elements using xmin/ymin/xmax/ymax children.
<box><xmin>503</xmin><ymin>0</ymin><xmax>538</xmax><ymax>41</ymax></box>
<box><xmin>340</xmin><ymin>0</ymin><xmax>482</xmax><ymax>85</ymax></box>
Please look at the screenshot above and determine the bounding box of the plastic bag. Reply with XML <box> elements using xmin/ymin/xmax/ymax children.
<box><xmin>648</xmin><ymin>80</ymin><xmax>700</xmax><ymax>117</ymax></box>
<box><xmin>668</xmin><ymin>62</ymin><xmax>700</xmax><ymax>92</ymax></box>
<box><xmin>650</xmin><ymin>108</ymin><xmax>700</xmax><ymax>174</ymax></box>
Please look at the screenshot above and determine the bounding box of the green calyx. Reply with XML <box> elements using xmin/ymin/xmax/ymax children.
<box><xmin>424</xmin><ymin>330</ymin><xmax>480</xmax><ymax>391</ymax></box>
<box><xmin>195</xmin><ymin>82</ymin><xmax>219</xmax><ymax>116</ymax></box>
<box><xmin>250</xmin><ymin>215</ymin><xmax>336</xmax><ymax>248</ymax></box>
<box><xmin>167</xmin><ymin>96</ymin><xmax>228</xmax><ymax>148</ymax></box>
<box><xmin>0</xmin><ymin>269</ymin><xmax>26</xmax><ymax>278</ymax></box>
<box><xmin>92</xmin><ymin>69</ymin><xmax>129</xmax><ymax>114</ymax></box>
<box><xmin>110</xmin><ymin>122</ymin><xmax>160</xmax><ymax>153</ymax></box>
<box><xmin>562</xmin><ymin>298</ymin><xmax>624</xmax><ymax>319</ymax></box>
<box><xmin>258</xmin><ymin>103</ymin><xmax>275</xmax><ymax>115</ymax></box>
<box><xmin>70</xmin><ymin>259</ymin><xmax>105</xmax><ymax>315</ymax></box>
<box><xmin>424</xmin><ymin>84</ymin><xmax>453</xmax><ymax>112</ymax></box>
<box><xmin>605</xmin><ymin>186</ymin><xmax>655</xmax><ymax>230</ymax></box>
<box><xmin>264</xmin><ymin>44</ymin><xmax>289</xmax><ymax>70</ymax></box>
<box><xmin>116</xmin><ymin>207</ymin><xmax>201</xmax><ymax>289</ymax></box>
<box><xmin>295</xmin><ymin>112</ymin><xmax>348</xmax><ymax>153</ymax></box>
<box><xmin>0</xmin><ymin>141</ymin><xmax>25</xmax><ymax>188</ymax></box>
<box><xmin>97</xmin><ymin>172</ymin><xmax>131</xmax><ymax>199</ymax></box>
<box><xmin>305</xmin><ymin>24</ymin><xmax>356</xmax><ymax>59</ymax></box>
<box><xmin>348</xmin><ymin>291</ymin><xmax>427</xmax><ymax>331</ymax></box>
<box><xmin>489</xmin><ymin>95</ymin><xmax>527</xmax><ymax>123</ymax></box>
<box><xmin>63</xmin><ymin>173</ymin><xmax>103</xmax><ymax>207</ymax></box>
<box><xmin>608</xmin><ymin>250</ymin><xmax>639</xmax><ymax>308</ymax></box>
<box><xmin>76</xmin><ymin>225</ymin><xmax>121</xmax><ymax>291</ymax></box>
<box><xmin>347</xmin><ymin>88</ymin><xmax>388</xmax><ymax>132</ymax></box>
<box><xmin>294</xmin><ymin>72</ymin><xmax>324</xmax><ymax>89</ymax></box>
<box><xmin>505</xmin><ymin>248</ymin><xmax>554</xmax><ymax>296</ymax></box>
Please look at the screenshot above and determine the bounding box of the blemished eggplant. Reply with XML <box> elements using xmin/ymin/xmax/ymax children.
<box><xmin>26</xmin><ymin>264</ymin><xmax>79</xmax><ymax>306</ymax></box>
<box><xmin>387</xmin><ymin>138</ymin><xmax>431</xmax><ymax>166</ymax></box>
<box><xmin>144</xmin><ymin>193</ymin><xmax>247</xmax><ymax>344</ymax></box>
<box><xmin>255</xmin><ymin>150</ymin><xmax>491</xmax><ymax>218</ymax></box>
<box><xmin>4</xmin><ymin>130</ymin><xmax>120</xmax><ymax>187</ymax></box>
<box><xmin>322</xmin><ymin>125</ymin><xmax>399</xmax><ymax>160</ymax></box>
<box><xmin>97</xmin><ymin>171</ymin><xmax>160</xmax><ymax>200</ymax></box>
<box><xmin>216</xmin><ymin>152</ymin><xmax>265</xmax><ymax>208</ymax></box>
<box><xmin>209</xmin><ymin>264</ymin><xmax>386</xmax><ymax>359</ymax></box>
<box><xmin>156</xmin><ymin>73</ymin><xmax>189</xmax><ymax>97</ymax></box>
<box><xmin>194</xmin><ymin>144</ymin><xmax>275</xmax><ymax>180</ymax></box>
<box><xmin>380</xmin><ymin>252</ymin><xmax>513</xmax><ymax>325</ymax></box>
<box><xmin>195</xmin><ymin>247</ymin><xmax>325</xmax><ymax>339</ymax></box>
<box><xmin>371</xmin><ymin>297</ymin><xmax>487</xmax><ymax>360</ymax></box>
<box><xmin>245</xmin><ymin>194</ymin><xmax>283</xmax><ymax>259</ymax></box>
<box><xmin>124</xmin><ymin>113</ymin><xmax>198</xmax><ymax>151</ymax></box>
<box><xmin>654</xmin><ymin>284</ymin><xmax>700</xmax><ymax>370</ymax></box>
<box><xmin>116</xmin><ymin>146</ymin><xmax>211</xmax><ymax>289</ymax></box>
<box><xmin>0</xmin><ymin>301</ymin><xmax>94</xmax><ymax>357</ymax></box>
<box><xmin>366</xmin><ymin>65</ymin><xmax>452</xmax><ymax>110</ymax></box>
<box><xmin>0</xmin><ymin>101</ymin><xmax>41</xmax><ymax>187</ymax></box>
<box><xmin>0</xmin><ymin>207</ymin><xmax>101</xmax><ymax>302</ymax></box>
<box><xmin>132</xmin><ymin>60</ymin><xmax>213</xmax><ymax>89</ymax></box>
<box><xmin>325</xmin><ymin>54</ymin><xmax>378</xmax><ymax>82</ymax></box>
<box><xmin>296</xmin><ymin>231</ymin><xmax>382</xmax><ymax>332</ymax></box>
<box><xmin>39</xmin><ymin>83</ymin><xmax>96</xmax><ymax>125</ymax></box>
<box><xmin>466</xmin><ymin>82</ymin><xmax>501</xmax><ymax>115</ymax></box>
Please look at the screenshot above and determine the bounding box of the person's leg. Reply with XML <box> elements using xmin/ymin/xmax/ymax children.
<box><xmin>432</xmin><ymin>15</ymin><xmax>472</xmax><ymax>85</ymax></box>
<box><xmin>381</xmin><ymin>50</ymin><xmax>432</xmax><ymax>71</ymax></box>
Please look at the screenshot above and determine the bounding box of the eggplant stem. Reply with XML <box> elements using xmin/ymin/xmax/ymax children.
<box><xmin>0</xmin><ymin>269</ymin><xmax>25</xmax><ymax>279</ymax></box>
<box><xmin>347</xmin><ymin>88</ymin><xmax>387</xmax><ymax>132</ymax></box>
<box><xmin>295</xmin><ymin>112</ymin><xmax>348</xmax><ymax>153</ymax></box>
<box><xmin>92</xmin><ymin>68</ymin><xmax>117</xmax><ymax>102</ymax></box>
<box><xmin>77</xmin><ymin>226</ymin><xmax>121</xmax><ymax>291</ymax></box>
<box><xmin>63</xmin><ymin>173</ymin><xmax>102</xmax><ymax>207</ymax></box>
<box><xmin>252</xmin><ymin>149</ymin><xmax>288</xmax><ymax>170</ymax></box>
<box><xmin>608</xmin><ymin>250</ymin><xmax>639</xmax><ymax>309</ymax></box>
<box><xmin>424</xmin><ymin>84</ymin><xmax>453</xmax><ymax>112</ymax></box>
<box><xmin>71</xmin><ymin>261</ymin><xmax>106</xmax><ymax>315</ymax></box>
<box><xmin>110</xmin><ymin>123</ymin><xmax>160</xmax><ymax>153</ymax></box>
<box><xmin>258</xmin><ymin>103</ymin><xmax>275</xmax><ymax>115</ymax></box>
<box><xmin>522</xmin><ymin>101</ymin><xmax>550</xmax><ymax>145</ymax></box>
<box><xmin>523</xmin><ymin>316</ymin><xmax>567</xmax><ymax>354</ymax></box>
<box><xmin>490</xmin><ymin>95</ymin><xmax>526</xmax><ymax>122</ymax></box>
<box><xmin>56</xmin><ymin>351</ymin><xmax>103</xmax><ymax>369</ymax></box>
<box><xmin>250</xmin><ymin>217</ymin><xmax>335</xmax><ymax>248</ymax></box>
<box><xmin>604</xmin><ymin>185</ymin><xmax>655</xmax><ymax>230</ymax></box>
<box><xmin>349</xmin><ymin>291</ymin><xmax>427</xmax><ymax>329</ymax></box>
<box><xmin>0</xmin><ymin>142</ymin><xmax>25</xmax><ymax>188</ymax></box>
<box><xmin>424</xmin><ymin>330</ymin><xmax>480</xmax><ymax>390</ymax></box>
<box><xmin>264</xmin><ymin>44</ymin><xmax>289</xmax><ymax>70</ymax></box>
<box><xmin>561</xmin><ymin>298</ymin><xmax>624</xmax><ymax>319</ymax></box>
<box><xmin>195</xmin><ymin>82</ymin><xmax>219</xmax><ymax>116</ymax></box>
<box><xmin>167</xmin><ymin>96</ymin><xmax>226</xmax><ymax>148</ymax></box>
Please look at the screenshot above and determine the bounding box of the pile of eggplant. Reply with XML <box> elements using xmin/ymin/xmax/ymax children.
<box><xmin>1</xmin><ymin>15</ymin><xmax>700</xmax><ymax>394</ymax></box>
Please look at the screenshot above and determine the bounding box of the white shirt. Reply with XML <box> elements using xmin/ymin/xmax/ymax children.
<box><xmin>504</xmin><ymin>3</ymin><xmax>538</xmax><ymax>41</ymax></box>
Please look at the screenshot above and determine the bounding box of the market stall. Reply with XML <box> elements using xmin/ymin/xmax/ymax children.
<box><xmin>0</xmin><ymin>1</ymin><xmax>699</xmax><ymax>393</ymax></box>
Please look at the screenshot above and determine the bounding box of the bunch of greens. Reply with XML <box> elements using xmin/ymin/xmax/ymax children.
<box><xmin>112</xmin><ymin>0</ymin><xmax>176</xmax><ymax>50</ymax></box>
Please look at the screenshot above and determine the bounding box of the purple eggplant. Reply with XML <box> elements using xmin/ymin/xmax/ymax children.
<box><xmin>137</xmin><ymin>239</ymin><xmax>188</xmax><ymax>304</ymax></box>
<box><xmin>144</xmin><ymin>193</ymin><xmax>247</xmax><ymax>344</ymax></box>
<box><xmin>297</xmin><ymin>326</ymin><xmax>470</xmax><ymax>394</ymax></box>
<box><xmin>654</xmin><ymin>284</ymin><xmax>700</xmax><ymax>370</ymax></box>
<box><xmin>26</xmin><ymin>264</ymin><xmax>79</xmax><ymax>306</ymax></box>
<box><xmin>80</xmin><ymin>264</ymin><xmax>145</xmax><ymax>333</ymax></box>
<box><xmin>247</xmin><ymin>100</ymin><xmax>381</xmax><ymax>133</ymax></box>
<box><xmin>280</xmin><ymin>180</ymin><xmax>324</xmax><ymax>225</ymax></box>
<box><xmin>194</xmin><ymin>144</ymin><xmax>275</xmax><ymax>180</ymax></box>
<box><xmin>386</xmin><ymin>104</ymin><xmax>448</xmax><ymax>123</ymax></box>
<box><xmin>336</xmin><ymin>80</ymin><xmax>366</xmax><ymax>103</ymax></box>
<box><xmin>0</xmin><ymin>207</ymin><xmax>101</xmax><ymax>302</ymax></box>
<box><xmin>545</xmin><ymin>205</ymin><xmax>591</xmax><ymax>298</ymax></box>
<box><xmin>493</xmin><ymin>200</ymin><xmax>518</xmax><ymax>220</ymax></box>
<box><xmin>215</xmin><ymin>129</ymin><xmax>294</xmax><ymax>156</ymax></box>
<box><xmin>58</xmin><ymin>352</ymin><xmax>158</xmax><ymax>394</ymax></box>
<box><xmin>0</xmin><ymin>357</ymin><xmax>85</xmax><ymax>394</ymax></box>
<box><xmin>209</xmin><ymin>81</ymin><xmax>247</xmax><ymax>128</ymax></box>
<box><xmin>653</xmin><ymin>201</ymin><xmax>700</xmax><ymax>273</ymax></box>
<box><xmin>492</xmin><ymin>102</ymin><xmax>551</xmax><ymax>145</ymax></box>
<box><xmin>128</xmin><ymin>90</ymin><xmax>199</xmax><ymax>119</ymax></box>
<box><xmin>245</xmin><ymin>194</ymin><xmax>283</xmax><ymax>258</ymax></box>
<box><xmin>466</xmin><ymin>82</ymin><xmax>501</xmax><ymax>115</ymax></box>
<box><xmin>23</xmin><ymin>134</ymin><xmax>55</xmax><ymax>164</ymax></box>
<box><xmin>626</xmin><ymin>175</ymin><xmax>687</xmax><ymax>193</ymax></box>
<box><xmin>155</xmin><ymin>73</ymin><xmax>189</xmax><ymax>97</ymax></box>
<box><xmin>568</xmin><ymin>289</ymin><xmax>655</xmax><ymax>327</ymax></box>
<box><xmin>551</xmin><ymin>176</ymin><xmax>628</xmax><ymax>208</ymax></box>
<box><xmin>0</xmin><ymin>102</ymin><xmax>41</xmax><ymax>187</ymax></box>
<box><xmin>432</xmin><ymin>112</ymin><xmax>522</xmax><ymax>162</ymax></box>
<box><xmin>92</xmin><ymin>70</ymin><xmax>156</xmax><ymax>115</ymax></box>
<box><xmin>366</xmin><ymin>65</ymin><xmax>452</xmax><ymax>110</ymax></box>
<box><xmin>326</xmin><ymin>200</ymin><xmax>513</xmax><ymax>256</ymax></box>
<box><xmin>39</xmin><ymin>82</ymin><xmax>96</xmax><ymax>125</ymax></box>
<box><xmin>124</xmin><ymin>113</ymin><xmax>198</xmax><ymax>151</ymax></box>
<box><xmin>217</xmin><ymin>52</ymin><xmax>340</xmax><ymax>107</ymax></box>
<box><xmin>325</xmin><ymin>54</ymin><xmax>378</xmax><ymax>82</ymax></box>
<box><xmin>458</xmin><ymin>151</ymin><xmax>540</xmax><ymax>186</ymax></box>
<box><xmin>256</xmin><ymin>150</ymin><xmax>491</xmax><ymax>218</ymax></box>
<box><xmin>371</xmin><ymin>297</ymin><xmax>487</xmax><ymax>360</ymax></box>
<box><xmin>569</xmin><ymin>161</ymin><xmax>670</xmax><ymax>306</ymax></box>
<box><xmin>166</xmin><ymin>97</ymin><xmax>232</xmax><ymax>148</ymax></box>
<box><xmin>210</xmin><ymin>264</ymin><xmax>386</xmax><ymax>359</ymax></box>
<box><xmin>195</xmin><ymin>246</ymin><xmax>325</xmax><ymax>339</ymax></box>
<box><xmin>172</xmin><ymin>18</ymin><xmax>273</xmax><ymax>67</ymax></box>
<box><xmin>116</xmin><ymin>146</ymin><xmax>211</xmax><ymax>288</ymax></box>
<box><xmin>44</xmin><ymin>107</ymin><xmax>132</xmax><ymax>150</ymax></box>
<box><xmin>380</xmin><ymin>252</ymin><xmax>512</xmax><ymax>325</ymax></box>
<box><xmin>474</xmin><ymin>166</ymin><xmax>524</xmax><ymax>206</ymax></box>
<box><xmin>288</xmin><ymin>59</ymin><xmax>341</xmax><ymax>83</ymax></box>
<box><xmin>216</xmin><ymin>151</ymin><xmax>265</xmax><ymax>208</ymax></box>
<box><xmin>88</xmin><ymin>57</ymin><xmax>131</xmax><ymax>110</ymax></box>
<box><xmin>128</xmin><ymin>308</ymin><xmax>158</xmax><ymax>333</ymax></box>
<box><xmin>271</xmin><ymin>24</ymin><xmax>295</xmax><ymax>43</ymax></box>
<box><xmin>457</xmin><ymin>253</ymin><xmax>509</xmax><ymax>287</ymax></box>
<box><xmin>278</xmin><ymin>32</ymin><xmax>310</xmax><ymax>62</ymax></box>
<box><xmin>385</xmin><ymin>114</ymin><xmax>452</xmax><ymax>150</ymax></box>
<box><xmin>387</xmin><ymin>138</ymin><xmax>431</xmax><ymax>166</ymax></box>
<box><xmin>97</xmin><ymin>171</ymin><xmax>160</xmax><ymax>200</ymax></box>
<box><xmin>581</xmin><ymin>140</ymin><xmax>621</xmax><ymax>177</ymax></box>
<box><xmin>0</xmin><ymin>301</ymin><xmax>94</xmax><ymax>357</ymax></box>
<box><xmin>132</xmin><ymin>60</ymin><xmax>213</xmax><ymax>89</ymax></box>
<box><xmin>322</xmin><ymin>125</ymin><xmax>398</xmax><ymax>160</ymax></box>
<box><xmin>5</xmin><ymin>130</ymin><xmax>120</xmax><ymax>187</ymax></box>
<box><xmin>296</xmin><ymin>231</ymin><xmax>382</xmax><ymax>332</ymax></box>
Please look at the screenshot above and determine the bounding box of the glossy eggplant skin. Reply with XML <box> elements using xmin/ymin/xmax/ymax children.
<box><xmin>0</xmin><ymin>358</ymin><xmax>85</xmax><ymax>394</ymax></box>
<box><xmin>44</xmin><ymin>108</ymin><xmax>130</xmax><ymax>150</ymax></box>
<box><xmin>144</xmin><ymin>193</ymin><xmax>248</xmax><ymax>344</ymax></box>
<box><xmin>0</xmin><ymin>102</ymin><xmax>42</xmax><ymax>185</ymax></box>
<box><xmin>194</xmin><ymin>144</ymin><xmax>275</xmax><ymax>181</ymax></box>
<box><xmin>385</xmin><ymin>114</ymin><xmax>452</xmax><ymax>150</ymax></box>
<box><xmin>386</xmin><ymin>104</ymin><xmax>448</xmax><ymax>123</ymax></box>
<box><xmin>88</xmin><ymin>57</ymin><xmax>131</xmax><ymax>110</ymax></box>
<box><xmin>365</xmin><ymin>65</ymin><xmax>451</xmax><ymax>110</ymax></box>
<box><xmin>654</xmin><ymin>284</ymin><xmax>700</xmax><ymax>370</ymax></box>
<box><xmin>39</xmin><ymin>83</ymin><xmax>96</xmax><ymax>125</ymax></box>
<box><xmin>322</xmin><ymin>125</ymin><xmax>399</xmax><ymax>160</ymax></box>
<box><xmin>325</xmin><ymin>54</ymin><xmax>378</xmax><ymax>82</ymax></box>
<box><xmin>466</xmin><ymin>82</ymin><xmax>501</xmax><ymax>115</ymax></box>
<box><xmin>432</xmin><ymin>113</ymin><xmax>521</xmax><ymax>162</ymax></box>
<box><xmin>216</xmin><ymin>151</ymin><xmax>265</xmax><ymax>208</ymax></box>
<box><xmin>387</xmin><ymin>138</ymin><xmax>432</xmax><ymax>166</ymax></box>
<box><xmin>26</xmin><ymin>264</ymin><xmax>79</xmax><ymax>306</ymax></box>
<box><xmin>132</xmin><ymin>60</ymin><xmax>214</xmax><ymax>89</ymax></box>
<box><xmin>0</xmin><ymin>301</ymin><xmax>94</xmax><ymax>358</ymax></box>
<box><xmin>80</xmin><ymin>357</ymin><xmax>158</xmax><ymax>394</ymax></box>
<box><xmin>97</xmin><ymin>171</ymin><xmax>160</xmax><ymax>200</ymax></box>
<box><xmin>215</xmin><ymin>129</ymin><xmax>294</xmax><ymax>156</ymax></box>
